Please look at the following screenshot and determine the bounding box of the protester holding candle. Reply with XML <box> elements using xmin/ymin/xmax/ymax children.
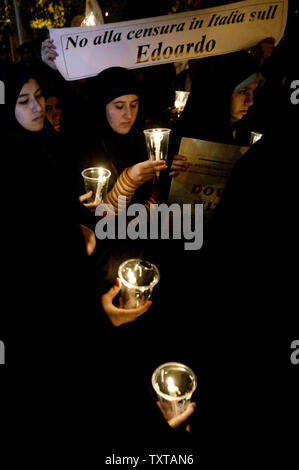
<box><xmin>76</xmin><ymin>66</ymin><xmax>168</xmax><ymax>214</ymax></box>
<box><xmin>202</xmin><ymin>65</ymin><xmax>298</xmax><ymax>467</ymax></box>
<box><xmin>0</xmin><ymin>64</ymin><xmax>182</xmax><ymax>453</ymax></box>
<box><xmin>41</xmin><ymin>41</ymin><xmax>168</xmax><ymax>212</ymax></box>
<box><xmin>169</xmin><ymin>49</ymin><xmax>266</xmax><ymax>177</ymax></box>
<box><xmin>0</xmin><ymin>62</ymin><xmax>154</xmax><ymax>327</ymax></box>
<box><xmin>169</xmin><ymin>38</ymin><xmax>276</xmax><ymax>177</ymax></box>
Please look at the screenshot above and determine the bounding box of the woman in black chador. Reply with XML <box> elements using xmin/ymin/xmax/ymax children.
<box><xmin>75</xmin><ymin>66</ymin><xmax>167</xmax><ymax>213</ymax></box>
<box><xmin>0</xmin><ymin>62</ymin><xmax>197</xmax><ymax>464</ymax></box>
<box><xmin>169</xmin><ymin>50</ymin><xmax>265</xmax><ymax>176</ymax></box>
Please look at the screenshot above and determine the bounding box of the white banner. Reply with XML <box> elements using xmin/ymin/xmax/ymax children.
<box><xmin>50</xmin><ymin>0</ymin><xmax>288</xmax><ymax>81</ymax></box>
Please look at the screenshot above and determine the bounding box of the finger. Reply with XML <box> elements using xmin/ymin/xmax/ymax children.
<box><xmin>45</xmin><ymin>44</ymin><xmax>56</xmax><ymax>51</ymax></box>
<box><xmin>171</xmin><ymin>162</ymin><xmax>189</xmax><ymax>169</ymax></box>
<box><xmin>109</xmin><ymin>284</ymin><xmax>121</xmax><ymax>300</ymax></box>
<box><xmin>79</xmin><ymin>190</ymin><xmax>93</xmax><ymax>202</ymax></box>
<box><xmin>47</xmin><ymin>48</ymin><xmax>58</xmax><ymax>55</ymax></box>
<box><xmin>173</xmin><ymin>154</ymin><xmax>187</xmax><ymax>161</ymax></box>
<box><xmin>142</xmin><ymin>162</ymin><xmax>166</xmax><ymax>170</ymax></box>
<box><xmin>168</xmin><ymin>403</ymin><xmax>196</xmax><ymax>429</ymax></box>
<box><xmin>102</xmin><ymin>284</ymin><xmax>121</xmax><ymax>305</ymax></box>
<box><xmin>46</xmin><ymin>54</ymin><xmax>58</xmax><ymax>61</ymax></box>
<box><xmin>144</xmin><ymin>162</ymin><xmax>168</xmax><ymax>173</ymax></box>
<box><xmin>46</xmin><ymin>50</ymin><xmax>58</xmax><ymax>57</ymax></box>
<box><xmin>169</xmin><ymin>171</ymin><xmax>180</xmax><ymax>177</ymax></box>
<box><xmin>263</xmin><ymin>37</ymin><xmax>275</xmax><ymax>43</ymax></box>
<box><xmin>116</xmin><ymin>300</ymin><xmax>152</xmax><ymax>316</ymax></box>
<box><xmin>145</xmin><ymin>159</ymin><xmax>166</xmax><ymax>165</ymax></box>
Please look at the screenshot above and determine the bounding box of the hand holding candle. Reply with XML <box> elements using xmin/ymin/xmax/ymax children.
<box><xmin>101</xmin><ymin>281</ymin><xmax>152</xmax><ymax>327</ymax></box>
<box><xmin>118</xmin><ymin>259</ymin><xmax>160</xmax><ymax>309</ymax></box>
<box><xmin>81</xmin><ymin>167</ymin><xmax>111</xmax><ymax>204</ymax></box>
<box><xmin>152</xmin><ymin>362</ymin><xmax>197</xmax><ymax>421</ymax></box>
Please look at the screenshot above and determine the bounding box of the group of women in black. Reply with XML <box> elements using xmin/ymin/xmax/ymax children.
<box><xmin>0</xmin><ymin>27</ymin><xmax>298</xmax><ymax>466</ymax></box>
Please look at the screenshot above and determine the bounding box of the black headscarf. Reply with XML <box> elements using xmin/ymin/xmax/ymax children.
<box><xmin>173</xmin><ymin>51</ymin><xmax>264</xmax><ymax>146</ymax></box>
<box><xmin>87</xmin><ymin>66</ymin><xmax>142</xmax><ymax>108</ymax></box>
<box><xmin>0</xmin><ymin>62</ymin><xmax>54</xmax><ymax>140</ymax></box>
<box><xmin>0</xmin><ymin>62</ymin><xmax>33</xmax><ymax>129</ymax></box>
<box><xmin>82</xmin><ymin>67</ymin><xmax>147</xmax><ymax>175</ymax></box>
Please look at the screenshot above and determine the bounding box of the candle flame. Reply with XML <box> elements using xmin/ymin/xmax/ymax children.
<box><xmin>174</xmin><ymin>91</ymin><xmax>185</xmax><ymax>109</ymax></box>
<box><xmin>128</xmin><ymin>268</ymin><xmax>137</xmax><ymax>285</ymax></box>
<box><xmin>174</xmin><ymin>91</ymin><xmax>190</xmax><ymax>115</ymax></box>
<box><xmin>97</xmin><ymin>167</ymin><xmax>106</xmax><ymax>182</ymax></box>
<box><xmin>153</xmin><ymin>130</ymin><xmax>163</xmax><ymax>144</ymax></box>
<box><xmin>167</xmin><ymin>377</ymin><xmax>180</xmax><ymax>395</ymax></box>
<box><xmin>82</xmin><ymin>12</ymin><xmax>96</xmax><ymax>26</ymax></box>
<box><xmin>153</xmin><ymin>130</ymin><xmax>163</xmax><ymax>164</ymax></box>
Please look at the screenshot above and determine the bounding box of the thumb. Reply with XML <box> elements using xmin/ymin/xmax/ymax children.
<box><xmin>105</xmin><ymin>284</ymin><xmax>121</xmax><ymax>301</ymax></box>
<box><xmin>168</xmin><ymin>402</ymin><xmax>196</xmax><ymax>429</ymax></box>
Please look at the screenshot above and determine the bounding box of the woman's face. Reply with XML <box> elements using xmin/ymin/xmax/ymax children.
<box><xmin>105</xmin><ymin>94</ymin><xmax>139</xmax><ymax>135</ymax></box>
<box><xmin>46</xmin><ymin>96</ymin><xmax>63</xmax><ymax>132</ymax></box>
<box><xmin>230</xmin><ymin>81</ymin><xmax>260</xmax><ymax>121</ymax></box>
<box><xmin>15</xmin><ymin>78</ymin><xmax>45</xmax><ymax>132</ymax></box>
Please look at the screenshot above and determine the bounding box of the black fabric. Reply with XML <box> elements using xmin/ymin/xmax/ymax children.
<box><xmin>70</xmin><ymin>66</ymin><xmax>159</xmax><ymax>206</ymax></box>
<box><xmin>198</xmin><ymin>79</ymin><xmax>299</xmax><ymax>466</ymax></box>
<box><xmin>0</xmin><ymin>63</ymin><xmax>198</xmax><ymax>463</ymax></box>
<box><xmin>85</xmin><ymin>66</ymin><xmax>142</xmax><ymax>108</ymax></box>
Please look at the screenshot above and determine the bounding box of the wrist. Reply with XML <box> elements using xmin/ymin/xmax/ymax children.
<box><xmin>125</xmin><ymin>167</ymin><xmax>141</xmax><ymax>187</ymax></box>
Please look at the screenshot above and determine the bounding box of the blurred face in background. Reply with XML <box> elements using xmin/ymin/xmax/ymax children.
<box><xmin>230</xmin><ymin>81</ymin><xmax>260</xmax><ymax>120</ymax></box>
<box><xmin>15</xmin><ymin>78</ymin><xmax>45</xmax><ymax>131</ymax></box>
<box><xmin>105</xmin><ymin>94</ymin><xmax>139</xmax><ymax>135</ymax></box>
<box><xmin>46</xmin><ymin>96</ymin><xmax>63</xmax><ymax>132</ymax></box>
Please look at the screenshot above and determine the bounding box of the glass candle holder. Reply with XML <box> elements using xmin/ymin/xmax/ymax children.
<box><xmin>152</xmin><ymin>362</ymin><xmax>197</xmax><ymax>420</ymax></box>
<box><xmin>118</xmin><ymin>258</ymin><xmax>160</xmax><ymax>309</ymax></box>
<box><xmin>81</xmin><ymin>167</ymin><xmax>111</xmax><ymax>204</ymax></box>
<box><xmin>250</xmin><ymin>131</ymin><xmax>263</xmax><ymax>145</ymax></box>
<box><xmin>143</xmin><ymin>128</ymin><xmax>171</xmax><ymax>179</ymax></box>
<box><xmin>174</xmin><ymin>90</ymin><xmax>190</xmax><ymax>117</ymax></box>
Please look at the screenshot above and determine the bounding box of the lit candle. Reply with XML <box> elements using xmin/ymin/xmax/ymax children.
<box><xmin>127</xmin><ymin>268</ymin><xmax>137</xmax><ymax>285</ymax></box>
<box><xmin>174</xmin><ymin>91</ymin><xmax>190</xmax><ymax>117</ymax></box>
<box><xmin>167</xmin><ymin>376</ymin><xmax>181</xmax><ymax>416</ymax></box>
<box><xmin>94</xmin><ymin>167</ymin><xmax>106</xmax><ymax>204</ymax></box>
<box><xmin>250</xmin><ymin>131</ymin><xmax>263</xmax><ymax>145</ymax></box>
<box><xmin>81</xmin><ymin>167</ymin><xmax>111</xmax><ymax>204</ymax></box>
<box><xmin>118</xmin><ymin>259</ymin><xmax>160</xmax><ymax>309</ymax></box>
<box><xmin>143</xmin><ymin>129</ymin><xmax>171</xmax><ymax>181</ymax></box>
<box><xmin>153</xmin><ymin>129</ymin><xmax>163</xmax><ymax>179</ymax></box>
<box><xmin>82</xmin><ymin>12</ymin><xmax>96</xmax><ymax>26</ymax></box>
<box><xmin>152</xmin><ymin>362</ymin><xmax>197</xmax><ymax>421</ymax></box>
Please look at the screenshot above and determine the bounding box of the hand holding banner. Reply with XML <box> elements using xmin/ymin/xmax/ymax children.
<box><xmin>50</xmin><ymin>0</ymin><xmax>288</xmax><ymax>80</ymax></box>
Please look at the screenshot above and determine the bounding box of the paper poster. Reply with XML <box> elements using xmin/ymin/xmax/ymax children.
<box><xmin>168</xmin><ymin>137</ymin><xmax>249</xmax><ymax>217</ymax></box>
<box><xmin>50</xmin><ymin>0</ymin><xmax>288</xmax><ymax>80</ymax></box>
